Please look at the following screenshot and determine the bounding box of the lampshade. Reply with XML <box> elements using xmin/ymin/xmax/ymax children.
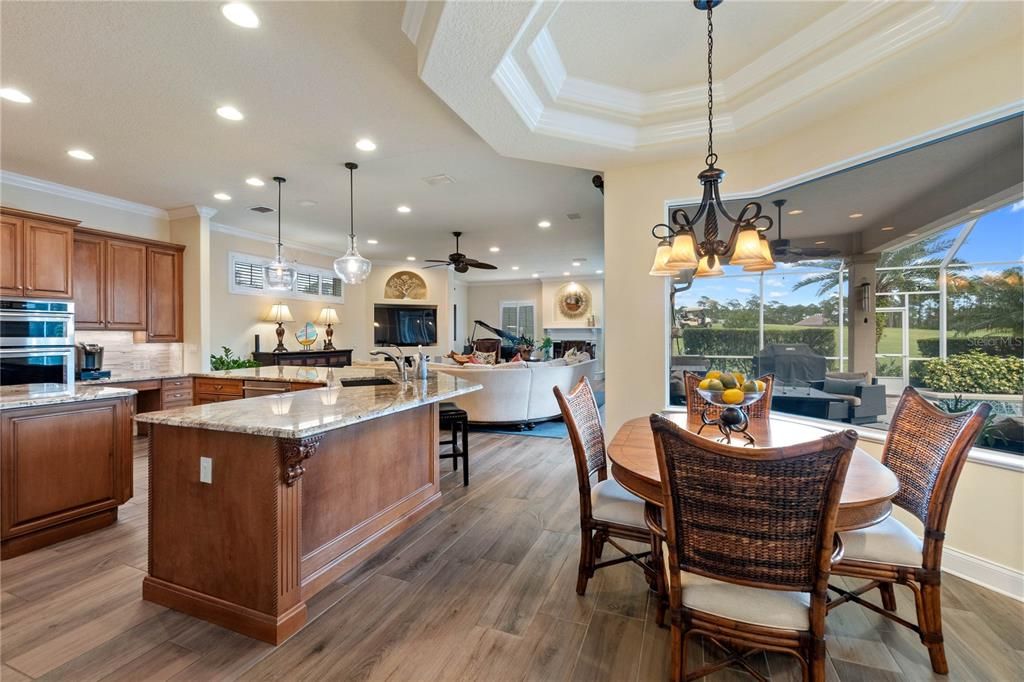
<box><xmin>729</xmin><ymin>227</ymin><xmax>770</xmax><ymax>267</ymax></box>
<box><xmin>742</xmin><ymin>235</ymin><xmax>777</xmax><ymax>272</ymax></box>
<box><xmin>649</xmin><ymin>238</ymin><xmax>678</xmax><ymax>276</ymax></box>
<box><xmin>334</xmin><ymin>235</ymin><xmax>372</xmax><ymax>284</ymax></box>
<box><xmin>665</xmin><ymin>229</ymin><xmax>699</xmax><ymax>270</ymax></box>
<box><xmin>263</xmin><ymin>303</ymin><xmax>294</xmax><ymax>323</ymax></box>
<box><xmin>695</xmin><ymin>255</ymin><xmax>724</xmax><ymax>278</ymax></box>
<box><xmin>316</xmin><ymin>307</ymin><xmax>340</xmax><ymax>325</ymax></box>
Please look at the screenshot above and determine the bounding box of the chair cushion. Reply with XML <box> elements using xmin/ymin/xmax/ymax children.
<box><xmin>824</xmin><ymin>377</ymin><xmax>863</xmax><ymax>395</ymax></box>
<box><xmin>661</xmin><ymin>543</ymin><xmax>810</xmax><ymax>630</ymax></box>
<box><xmin>829</xmin><ymin>393</ymin><xmax>862</xmax><ymax>407</ymax></box>
<box><xmin>838</xmin><ymin>515</ymin><xmax>923</xmax><ymax>567</ymax></box>
<box><xmin>590</xmin><ymin>479</ymin><xmax>646</xmax><ymax>528</ymax></box>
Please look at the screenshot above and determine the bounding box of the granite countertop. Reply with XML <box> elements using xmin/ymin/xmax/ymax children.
<box><xmin>133</xmin><ymin>370</ymin><xmax>481</xmax><ymax>439</ymax></box>
<box><xmin>77</xmin><ymin>370</ymin><xmax>190</xmax><ymax>385</ymax></box>
<box><xmin>188</xmin><ymin>366</ymin><xmax>344</xmax><ymax>384</ymax></box>
<box><xmin>0</xmin><ymin>383</ymin><xmax>138</xmax><ymax>411</ymax></box>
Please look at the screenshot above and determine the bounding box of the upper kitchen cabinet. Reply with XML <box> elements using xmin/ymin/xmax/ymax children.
<box><xmin>146</xmin><ymin>245</ymin><xmax>184</xmax><ymax>342</ymax></box>
<box><xmin>73</xmin><ymin>233</ymin><xmax>106</xmax><ymax>328</ymax></box>
<box><xmin>0</xmin><ymin>208</ymin><xmax>79</xmax><ymax>299</ymax></box>
<box><xmin>105</xmin><ymin>239</ymin><xmax>147</xmax><ymax>330</ymax></box>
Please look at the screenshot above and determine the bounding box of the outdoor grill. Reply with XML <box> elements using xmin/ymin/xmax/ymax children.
<box><xmin>753</xmin><ymin>344</ymin><xmax>827</xmax><ymax>385</ymax></box>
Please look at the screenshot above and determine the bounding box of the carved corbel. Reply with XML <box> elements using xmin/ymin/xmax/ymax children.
<box><xmin>280</xmin><ymin>435</ymin><xmax>324</xmax><ymax>485</ymax></box>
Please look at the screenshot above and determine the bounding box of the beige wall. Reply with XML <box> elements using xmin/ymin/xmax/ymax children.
<box><xmin>466</xmin><ymin>280</ymin><xmax>543</xmax><ymax>341</ymax></box>
<box><xmin>603</xmin><ymin>35</ymin><xmax>1023</xmax><ymax>579</ymax></box>
<box><xmin>365</xmin><ymin>264</ymin><xmax>454</xmax><ymax>359</ymax></box>
<box><xmin>540</xmin><ymin>277</ymin><xmax>604</xmax><ymax>329</ymax></box>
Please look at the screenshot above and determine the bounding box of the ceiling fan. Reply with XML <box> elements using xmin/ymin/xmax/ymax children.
<box><xmin>424</xmin><ymin>231</ymin><xmax>498</xmax><ymax>273</ymax></box>
<box><xmin>769</xmin><ymin>199</ymin><xmax>840</xmax><ymax>262</ymax></box>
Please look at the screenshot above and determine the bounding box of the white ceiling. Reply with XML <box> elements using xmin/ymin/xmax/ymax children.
<box><xmin>0</xmin><ymin>1</ymin><xmax>604</xmax><ymax>282</ymax></box>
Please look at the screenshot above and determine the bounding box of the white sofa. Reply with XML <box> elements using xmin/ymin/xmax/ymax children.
<box><xmin>432</xmin><ymin>359</ymin><xmax>597</xmax><ymax>427</ymax></box>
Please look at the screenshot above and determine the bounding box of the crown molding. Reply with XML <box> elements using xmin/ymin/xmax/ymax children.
<box><xmin>401</xmin><ymin>0</ymin><xmax>428</xmax><ymax>44</ymax></box>
<box><xmin>210</xmin><ymin>221</ymin><xmax>344</xmax><ymax>258</ymax></box>
<box><xmin>0</xmin><ymin>170</ymin><xmax>168</xmax><ymax>219</ymax></box>
<box><xmin>167</xmin><ymin>205</ymin><xmax>218</xmax><ymax>220</ymax></box>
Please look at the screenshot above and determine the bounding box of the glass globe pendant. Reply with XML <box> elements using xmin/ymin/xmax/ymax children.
<box><xmin>333</xmin><ymin>162</ymin><xmax>372</xmax><ymax>284</ymax></box>
<box><xmin>264</xmin><ymin>177</ymin><xmax>297</xmax><ymax>291</ymax></box>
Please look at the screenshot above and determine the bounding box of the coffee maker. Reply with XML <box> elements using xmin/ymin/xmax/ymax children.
<box><xmin>76</xmin><ymin>343</ymin><xmax>110</xmax><ymax>380</ymax></box>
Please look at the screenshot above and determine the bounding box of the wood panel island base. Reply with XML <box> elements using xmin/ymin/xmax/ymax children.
<box><xmin>135</xmin><ymin>370</ymin><xmax>480</xmax><ymax>644</ymax></box>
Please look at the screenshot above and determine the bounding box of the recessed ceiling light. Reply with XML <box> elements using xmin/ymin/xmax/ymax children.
<box><xmin>814</xmin><ymin>240</ymin><xmax>826</xmax><ymax>245</ymax></box>
<box><xmin>563</xmin><ymin>271</ymin><xmax>570</xmax><ymax>276</ymax></box>
<box><xmin>222</xmin><ymin>3</ymin><xmax>260</xmax><ymax>28</ymax></box>
<box><xmin>538</xmin><ymin>220</ymin><xmax>551</xmax><ymax>228</ymax></box>
<box><xmin>396</xmin><ymin>205</ymin><xmax>411</xmax><ymax>214</ymax></box>
<box><xmin>216</xmin><ymin>105</ymin><xmax>244</xmax><ymax>121</ymax></box>
<box><xmin>366</xmin><ymin>239</ymin><xmax>379</xmax><ymax>245</ymax></box>
<box><xmin>246</xmin><ymin>177</ymin><xmax>264</xmax><ymax>186</ymax></box>
<box><xmin>67</xmin><ymin>149</ymin><xmax>94</xmax><ymax>161</ymax></box>
<box><xmin>596</xmin><ymin>269</ymin><xmax>604</xmax><ymax>274</ymax></box>
<box><xmin>787</xmin><ymin>209</ymin><xmax>803</xmax><ymax>216</ymax></box>
<box><xmin>297</xmin><ymin>200</ymin><xmax>317</xmax><ymax>207</ymax></box>
<box><xmin>968</xmin><ymin>208</ymin><xmax>985</xmax><ymax>214</ymax></box>
<box><xmin>531</xmin><ymin>273</ymin><xmax>539</xmax><ymax>278</ymax></box>
<box><xmin>489</xmin><ymin>246</ymin><xmax>500</xmax><ymax>253</ymax></box>
<box><xmin>571</xmin><ymin>261</ymin><xmax>581</xmax><ymax>267</ymax></box>
<box><xmin>849</xmin><ymin>213</ymin><xmax>864</xmax><ymax>219</ymax></box>
<box><xmin>356</xmin><ymin>138</ymin><xmax>376</xmax><ymax>152</ymax></box>
<box><xmin>0</xmin><ymin>88</ymin><xmax>31</xmax><ymax>103</ymax></box>
<box><xmin>881</xmin><ymin>226</ymin><xmax>895</xmax><ymax>231</ymax></box>
<box><xmin>213</xmin><ymin>192</ymin><xmax>231</xmax><ymax>201</ymax></box>
<box><xmin>406</xmin><ymin>256</ymin><xmax>416</xmax><ymax>261</ymax></box>
<box><xmin>511</xmin><ymin>266</ymin><xmax>519</xmax><ymax>270</ymax></box>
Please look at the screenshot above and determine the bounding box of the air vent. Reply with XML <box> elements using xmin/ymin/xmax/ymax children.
<box><xmin>567</xmin><ymin>212</ymin><xmax>582</xmax><ymax>221</ymax></box>
<box><xmin>422</xmin><ymin>174</ymin><xmax>456</xmax><ymax>186</ymax></box>
<box><xmin>249</xmin><ymin>206</ymin><xmax>275</xmax><ymax>214</ymax></box>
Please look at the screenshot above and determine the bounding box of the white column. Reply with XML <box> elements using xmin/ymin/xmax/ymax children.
<box><xmin>168</xmin><ymin>206</ymin><xmax>215</xmax><ymax>372</ymax></box>
<box><xmin>846</xmin><ymin>253</ymin><xmax>880</xmax><ymax>376</ymax></box>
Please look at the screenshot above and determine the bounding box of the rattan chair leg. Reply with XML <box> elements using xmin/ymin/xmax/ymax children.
<box><xmin>879</xmin><ymin>582</ymin><xmax>897</xmax><ymax>611</ymax></box>
<box><xmin>920</xmin><ymin>583</ymin><xmax>949</xmax><ymax>674</ymax></box>
<box><xmin>576</xmin><ymin>526</ymin><xmax>594</xmax><ymax>595</ymax></box>
<box><xmin>594</xmin><ymin>530</ymin><xmax>607</xmax><ymax>560</ymax></box>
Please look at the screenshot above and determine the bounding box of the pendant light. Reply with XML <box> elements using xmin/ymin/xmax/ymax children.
<box><xmin>263</xmin><ymin>176</ymin><xmax>297</xmax><ymax>291</ymax></box>
<box><xmin>649</xmin><ymin>0</ymin><xmax>774</xmax><ymax>278</ymax></box>
<box><xmin>333</xmin><ymin>162</ymin><xmax>372</xmax><ymax>284</ymax></box>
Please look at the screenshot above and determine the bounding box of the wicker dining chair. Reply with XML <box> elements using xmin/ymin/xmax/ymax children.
<box><xmin>554</xmin><ymin>377</ymin><xmax>654</xmax><ymax>595</ymax></box>
<box><xmin>649</xmin><ymin>413</ymin><xmax>857</xmax><ymax>682</ymax></box>
<box><xmin>683</xmin><ymin>371</ymin><xmax>775</xmax><ymax>419</ymax></box>
<box><xmin>828</xmin><ymin>387</ymin><xmax>990</xmax><ymax>675</ymax></box>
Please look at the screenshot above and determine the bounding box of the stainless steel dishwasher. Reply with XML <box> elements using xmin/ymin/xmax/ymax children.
<box><xmin>242</xmin><ymin>380</ymin><xmax>291</xmax><ymax>398</ymax></box>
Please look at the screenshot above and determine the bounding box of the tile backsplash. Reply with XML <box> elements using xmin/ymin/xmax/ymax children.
<box><xmin>76</xmin><ymin>331</ymin><xmax>184</xmax><ymax>373</ymax></box>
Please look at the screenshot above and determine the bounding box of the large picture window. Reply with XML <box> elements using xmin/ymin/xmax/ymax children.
<box><xmin>228</xmin><ymin>251</ymin><xmax>344</xmax><ymax>303</ymax></box>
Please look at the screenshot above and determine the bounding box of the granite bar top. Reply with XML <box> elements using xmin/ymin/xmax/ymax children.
<box><xmin>0</xmin><ymin>383</ymin><xmax>138</xmax><ymax>411</ymax></box>
<box><xmin>188</xmin><ymin>366</ymin><xmax>342</xmax><ymax>384</ymax></box>
<box><xmin>134</xmin><ymin>370</ymin><xmax>481</xmax><ymax>439</ymax></box>
<box><xmin>77</xmin><ymin>370</ymin><xmax>190</xmax><ymax>385</ymax></box>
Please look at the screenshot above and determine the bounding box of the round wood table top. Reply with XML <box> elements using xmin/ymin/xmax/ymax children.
<box><xmin>607</xmin><ymin>413</ymin><xmax>900</xmax><ymax>532</ymax></box>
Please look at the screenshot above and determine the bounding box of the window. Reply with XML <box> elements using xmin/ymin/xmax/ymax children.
<box><xmin>500</xmin><ymin>300</ymin><xmax>535</xmax><ymax>342</ymax></box>
<box><xmin>228</xmin><ymin>251</ymin><xmax>344</xmax><ymax>303</ymax></box>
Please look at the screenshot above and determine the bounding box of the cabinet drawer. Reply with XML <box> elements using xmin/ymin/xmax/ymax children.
<box><xmin>194</xmin><ymin>378</ymin><xmax>243</xmax><ymax>396</ymax></box>
<box><xmin>161</xmin><ymin>387</ymin><xmax>193</xmax><ymax>406</ymax></box>
<box><xmin>194</xmin><ymin>393</ymin><xmax>242</xmax><ymax>405</ymax></box>
<box><xmin>162</xmin><ymin>377</ymin><xmax>190</xmax><ymax>390</ymax></box>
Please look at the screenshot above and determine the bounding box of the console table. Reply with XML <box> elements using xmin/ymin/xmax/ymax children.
<box><xmin>252</xmin><ymin>349</ymin><xmax>353</xmax><ymax>368</ymax></box>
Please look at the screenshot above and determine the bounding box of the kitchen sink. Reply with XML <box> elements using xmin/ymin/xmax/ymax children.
<box><xmin>340</xmin><ymin>377</ymin><xmax>397</xmax><ymax>388</ymax></box>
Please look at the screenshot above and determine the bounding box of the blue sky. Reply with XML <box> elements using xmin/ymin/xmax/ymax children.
<box><xmin>674</xmin><ymin>201</ymin><xmax>1023</xmax><ymax>309</ymax></box>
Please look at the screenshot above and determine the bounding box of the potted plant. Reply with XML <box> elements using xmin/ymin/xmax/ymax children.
<box><xmin>515</xmin><ymin>335</ymin><xmax>535</xmax><ymax>360</ymax></box>
<box><xmin>539</xmin><ymin>336</ymin><xmax>554</xmax><ymax>360</ymax></box>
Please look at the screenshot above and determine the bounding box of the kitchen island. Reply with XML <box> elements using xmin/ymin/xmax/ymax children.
<box><xmin>134</xmin><ymin>368</ymin><xmax>480</xmax><ymax>644</ymax></box>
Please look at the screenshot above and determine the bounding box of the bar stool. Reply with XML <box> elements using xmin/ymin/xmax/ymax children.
<box><xmin>438</xmin><ymin>402</ymin><xmax>469</xmax><ymax>486</ymax></box>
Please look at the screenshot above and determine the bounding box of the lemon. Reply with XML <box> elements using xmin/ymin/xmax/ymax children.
<box><xmin>707</xmin><ymin>379</ymin><xmax>724</xmax><ymax>392</ymax></box>
<box><xmin>722</xmin><ymin>388</ymin><xmax>744</xmax><ymax>404</ymax></box>
<box><xmin>705</xmin><ymin>370</ymin><xmax>722</xmax><ymax>380</ymax></box>
<box><xmin>742</xmin><ymin>380</ymin><xmax>758</xmax><ymax>393</ymax></box>
<box><xmin>755</xmin><ymin>380</ymin><xmax>766</xmax><ymax>392</ymax></box>
<box><xmin>698</xmin><ymin>378</ymin><xmax>712</xmax><ymax>390</ymax></box>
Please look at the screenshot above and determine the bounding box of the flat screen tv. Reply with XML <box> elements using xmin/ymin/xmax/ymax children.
<box><xmin>374</xmin><ymin>304</ymin><xmax>438</xmax><ymax>347</ymax></box>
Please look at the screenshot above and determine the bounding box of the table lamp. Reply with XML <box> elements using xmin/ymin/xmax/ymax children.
<box><xmin>263</xmin><ymin>303</ymin><xmax>294</xmax><ymax>352</ymax></box>
<box><xmin>316</xmin><ymin>307</ymin><xmax>340</xmax><ymax>351</ymax></box>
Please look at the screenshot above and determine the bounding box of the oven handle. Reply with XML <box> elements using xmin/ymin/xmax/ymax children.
<box><xmin>0</xmin><ymin>311</ymin><xmax>75</xmax><ymax>320</ymax></box>
<box><xmin>0</xmin><ymin>347</ymin><xmax>74</xmax><ymax>356</ymax></box>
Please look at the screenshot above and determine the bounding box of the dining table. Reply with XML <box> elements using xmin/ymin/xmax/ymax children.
<box><xmin>608</xmin><ymin>412</ymin><xmax>899</xmax><ymax>532</ymax></box>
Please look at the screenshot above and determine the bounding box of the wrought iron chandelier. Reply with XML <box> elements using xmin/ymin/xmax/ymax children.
<box><xmin>650</xmin><ymin>0</ymin><xmax>774</xmax><ymax>279</ymax></box>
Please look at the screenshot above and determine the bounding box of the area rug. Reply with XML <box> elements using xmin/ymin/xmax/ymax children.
<box><xmin>472</xmin><ymin>391</ymin><xmax>605</xmax><ymax>439</ymax></box>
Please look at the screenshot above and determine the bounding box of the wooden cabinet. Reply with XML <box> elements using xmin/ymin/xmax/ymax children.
<box><xmin>147</xmin><ymin>246</ymin><xmax>184</xmax><ymax>342</ymax></box>
<box><xmin>0</xmin><ymin>396</ymin><xmax>133</xmax><ymax>559</ymax></box>
<box><xmin>194</xmin><ymin>377</ymin><xmax>245</xmax><ymax>405</ymax></box>
<box><xmin>73</xmin><ymin>234</ymin><xmax>106</xmax><ymax>328</ymax></box>
<box><xmin>105</xmin><ymin>239</ymin><xmax>147</xmax><ymax>329</ymax></box>
<box><xmin>252</xmin><ymin>350</ymin><xmax>353</xmax><ymax>368</ymax></box>
<box><xmin>0</xmin><ymin>208</ymin><xmax>79</xmax><ymax>299</ymax></box>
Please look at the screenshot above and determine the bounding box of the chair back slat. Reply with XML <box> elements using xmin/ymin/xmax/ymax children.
<box><xmin>683</xmin><ymin>371</ymin><xmax>775</xmax><ymax>419</ymax></box>
<box><xmin>883</xmin><ymin>387</ymin><xmax>991</xmax><ymax>533</ymax></box>
<box><xmin>650</xmin><ymin>413</ymin><xmax>856</xmax><ymax>592</ymax></box>
<box><xmin>554</xmin><ymin>378</ymin><xmax>607</xmax><ymax>495</ymax></box>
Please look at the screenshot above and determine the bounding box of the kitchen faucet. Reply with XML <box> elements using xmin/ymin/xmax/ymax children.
<box><xmin>369</xmin><ymin>345</ymin><xmax>408</xmax><ymax>383</ymax></box>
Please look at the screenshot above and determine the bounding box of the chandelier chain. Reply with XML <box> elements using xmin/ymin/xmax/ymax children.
<box><xmin>706</xmin><ymin>4</ymin><xmax>715</xmax><ymax>166</ymax></box>
<box><xmin>349</xmin><ymin>166</ymin><xmax>355</xmax><ymax>240</ymax></box>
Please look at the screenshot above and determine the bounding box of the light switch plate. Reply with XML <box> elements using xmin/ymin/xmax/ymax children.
<box><xmin>199</xmin><ymin>457</ymin><xmax>213</xmax><ymax>484</ymax></box>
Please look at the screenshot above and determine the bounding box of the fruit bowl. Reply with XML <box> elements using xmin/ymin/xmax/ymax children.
<box><xmin>693</xmin><ymin>372</ymin><xmax>766</xmax><ymax>446</ymax></box>
<box><xmin>696</xmin><ymin>388</ymin><xmax>765</xmax><ymax>408</ymax></box>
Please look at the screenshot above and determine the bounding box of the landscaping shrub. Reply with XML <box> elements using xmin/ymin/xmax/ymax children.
<box><xmin>916</xmin><ymin>336</ymin><xmax>1022</xmax><ymax>358</ymax></box>
<box><xmin>920</xmin><ymin>351</ymin><xmax>1024</xmax><ymax>394</ymax></box>
<box><xmin>681</xmin><ymin>328</ymin><xmax>835</xmax><ymax>357</ymax></box>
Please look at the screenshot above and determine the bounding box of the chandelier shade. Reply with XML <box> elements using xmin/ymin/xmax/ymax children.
<box><xmin>666</xmin><ymin>228</ymin><xmax>699</xmax><ymax>270</ymax></box>
<box><xmin>333</xmin><ymin>162</ymin><xmax>372</xmax><ymax>284</ymax></box>
<box><xmin>695</xmin><ymin>255</ymin><xmax>724</xmax><ymax>278</ymax></box>
<box><xmin>264</xmin><ymin>176</ymin><xmax>298</xmax><ymax>291</ymax></box>
<box><xmin>648</xmin><ymin>237</ymin><xmax>678</xmax><ymax>276</ymax></box>
<box><xmin>728</xmin><ymin>226</ymin><xmax>771</xmax><ymax>267</ymax></box>
<box><xmin>743</xmin><ymin>234</ymin><xmax>776</xmax><ymax>272</ymax></box>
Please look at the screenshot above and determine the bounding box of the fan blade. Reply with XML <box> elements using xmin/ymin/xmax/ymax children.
<box><xmin>423</xmin><ymin>263</ymin><xmax>450</xmax><ymax>269</ymax></box>
<box><xmin>423</xmin><ymin>259</ymin><xmax>451</xmax><ymax>264</ymax></box>
<box><xmin>466</xmin><ymin>261</ymin><xmax>497</xmax><ymax>270</ymax></box>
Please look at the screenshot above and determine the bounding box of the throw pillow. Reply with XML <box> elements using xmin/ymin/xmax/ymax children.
<box><xmin>495</xmin><ymin>361</ymin><xmax>527</xmax><ymax>370</ymax></box>
<box><xmin>564</xmin><ymin>348</ymin><xmax>580</xmax><ymax>364</ymax></box>
<box><xmin>823</xmin><ymin>377</ymin><xmax>862</xmax><ymax>396</ymax></box>
<box><xmin>509</xmin><ymin>353</ymin><xmax>522</xmax><ymax>363</ymax></box>
<box><xmin>446</xmin><ymin>351</ymin><xmax>471</xmax><ymax>366</ymax></box>
<box><xmin>465</xmin><ymin>354</ymin><xmax>480</xmax><ymax>364</ymax></box>
<box><xmin>472</xmin><ymin>350</ymin><xmax>496</xmax><ymax>365</ymax></box>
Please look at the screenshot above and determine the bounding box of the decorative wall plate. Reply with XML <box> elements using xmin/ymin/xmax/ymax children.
<box><xmin>557</xmin><ymin>282</ymin><xmax>591</xmax><ymax>319</ymax></box>
<box><xmin>384</xmin><ymin>271</ymin><xmax>428</xmax><ymax>299</ymax></box>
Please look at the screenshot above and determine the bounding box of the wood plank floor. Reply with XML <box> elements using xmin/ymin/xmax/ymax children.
<box><xmin>1</xmin><ymin>431</ymin><xmax>1021</xmax><ymax>681</ymax></box>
